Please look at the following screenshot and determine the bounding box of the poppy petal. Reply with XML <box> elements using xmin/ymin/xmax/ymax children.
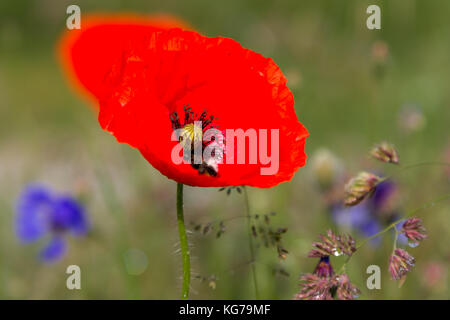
<box><xmin>58</xmin><ymin>14</ymin><xmax>188</xmax><ymax>105</ymax></box>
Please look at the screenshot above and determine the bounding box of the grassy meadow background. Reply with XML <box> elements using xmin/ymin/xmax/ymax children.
<box><xmin>0</xmin><ymin>0</ymin><xmax>449</xmax><ymax>299</ymax></box>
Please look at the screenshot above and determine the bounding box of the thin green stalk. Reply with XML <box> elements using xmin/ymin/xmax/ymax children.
<box><xmin>381</xmin><ymin>161</ymin><xmax>450</xmax><ymax>183</ymax></box>
<box><xmin>176</xmin><ymin>183</ymin><xmax>190</xmax><ymax>300</ymax></box>
<box><xmin>398</xmin><ymin>161</ymin><xmax>450</xmax><ymax>171</ymax></box>
<box><xmin>355</xmin><ymin>219</ymin><xmax>402</xmax><ymax>251</ymax></box>
<box><xmin>243</xmin><ymin>186</ymin><xmax>259</xmax><ymax>299</ymax></box>
<box><xmin>392</xmin><ymin>229</ymin><xmax>399</xmax><ymax>252</ymax></box>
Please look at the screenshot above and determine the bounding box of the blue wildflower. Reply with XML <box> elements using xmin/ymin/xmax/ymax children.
<box><xmin>331</xmin><ymin>203</ymin><xmax>382</xmax><ymax>245</ymax></box>
<box><xmin>15</xmin><ymin>184</ymin><xmax>89</xmax><ymax>262</ymax></box>
<box><xmin>331</xmin><ymin>180</ymin><xmax>400</xmax><ymax>246</ymax></box>
<box><xmin>370</xmin><ymin>178</ymin><xmax>396</xmax><ymax>211</ymax></box>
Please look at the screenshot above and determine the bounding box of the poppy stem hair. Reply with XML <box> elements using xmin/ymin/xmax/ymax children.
<box><xmin>176</xmin><ymin>183</ymin><xmax>190</xmax><ymax>299</ymax></box>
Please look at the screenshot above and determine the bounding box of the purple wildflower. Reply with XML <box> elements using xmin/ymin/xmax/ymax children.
<box><xmin>313</xmin><ymin>256</ymin><xmax>334</xmax><ymax>279</ymax></box>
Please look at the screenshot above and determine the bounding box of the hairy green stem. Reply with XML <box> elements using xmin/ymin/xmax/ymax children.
<box><xmin>243</xmin><ymin>186</ymin><xmax>259</xmax><ymax>299</ymax></box>
<box><xmin>176</xmin><ymin>183</ymin><xmax>190</xmax><ymax>300</ymax></box>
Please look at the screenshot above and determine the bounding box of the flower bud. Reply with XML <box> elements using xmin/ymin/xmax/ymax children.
<box><xmin>344</xmin><ymin>172</ymin><xmax>381</xmax><ymax>206</ymax></box>
<box><xmin>401</xmin><ymin>217</ymin><xmax>427</xmax><ymax>246</ymax></box>
<box><xmin>295</xmin><ymin>273</ymin><xmax>333</xmax><ymax>300</ymax></box>
<box><xmin>295</xmin><ymin>272</ymin><xmax>360</xmax><ymax>300</ymax></box>
<box><xmin>370</xmin><ymin>142</ymin><xmax>399</xmax><ymax>164</ymax></box>
<box><xmin>308</xmin><ymin>230</ymin><xmax>356</xmax><ymax>258</ymax></box>
<box><xmin>335</xmin><ymin>274</ymin><xmax>361</xmax><ymax>300</ymax></box>
<box><xmin>389</xmin><ymin>248</ymin><xmax>415</xmax><ymax>280</ymax></box>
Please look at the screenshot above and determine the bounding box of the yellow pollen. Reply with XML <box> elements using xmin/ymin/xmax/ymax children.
<box><xmin>179</xmin><ymin>123</ymin><xmax>203</xmax><ymax>147</ymax></box>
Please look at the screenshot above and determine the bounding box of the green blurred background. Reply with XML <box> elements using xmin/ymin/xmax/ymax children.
<box><xmin>0</xmin><ymin>0</ymin><xmax>449</xmax><ymax>299</ymax></box>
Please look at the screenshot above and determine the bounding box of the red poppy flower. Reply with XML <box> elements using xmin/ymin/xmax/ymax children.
<box><xmin>60</xmin><ymin>20</ymin><xmax>308</xmax><ymax>188</ymax></box>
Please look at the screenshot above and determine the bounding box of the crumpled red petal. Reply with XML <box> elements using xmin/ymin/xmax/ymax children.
<box><xmin>58</xmin><ymin>13</ymin><xmax>188</xmax><ymax>106</ymax></box>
